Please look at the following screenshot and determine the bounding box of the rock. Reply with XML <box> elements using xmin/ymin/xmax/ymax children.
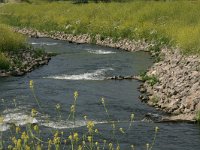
<box><xmin>139</xmin><ymin>94</ymin><xmax>149</xmax><ymax>102</ymax></box>
<box><xmin>139</xmin><ymin>87</ymin><xmax>146</xmax><ymax>93</ymax></box>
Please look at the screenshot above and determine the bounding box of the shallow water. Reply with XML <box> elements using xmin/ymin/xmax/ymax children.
<box><xmin>0</xmin><ymin>38</ymin><xmax>200</xmax><ymax>149</ymax></box>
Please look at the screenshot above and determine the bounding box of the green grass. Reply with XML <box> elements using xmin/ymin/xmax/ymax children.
<box><xmin>0</xmin><ymin>53</ymin><xmax>10</xmax><ymax>70</ymax></box>
<box><xmin>0</xmin><ymin>24</ymin><xmax>27</xmax><ymax>70</ymax></box>
<box><xmin>0</xmin><ymin>24</ymin><xmax>26</xmax><ymax>53</ymax></box>
<box><xmin>0</xmin><ymin>1</ymin><xmax>200</xmax><ymax>54</ymax></box>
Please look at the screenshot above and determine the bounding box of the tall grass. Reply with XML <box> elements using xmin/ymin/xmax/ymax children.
<box><xmin>0</xmin><ymin>24</ymin><xmax>27</xmax><ymax>70</ymax></box>
<box><xmin>0</xmin><ymin>24</ymin><xmax>26</xmax><ymax>53</ymax></box>
<box><xmin>0</xmin><ymin>1</ymin><xmax>200</xmax><ymax>54</ymax></box>
<box><xmin>0</xmin><ymin>53</ymin><xmax>10</xmax><ymax>70</ymax></box>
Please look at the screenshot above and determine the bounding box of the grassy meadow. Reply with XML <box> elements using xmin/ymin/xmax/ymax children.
<box><xmin>0</xmin><ymin>1</ymin><xmax>200</xmax><ymax>54</ymax></box>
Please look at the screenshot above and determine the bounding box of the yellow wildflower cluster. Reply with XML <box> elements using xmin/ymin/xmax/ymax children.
<box><xmin>68</xmin><ymin>132</ymin><xmax>79</xmax><ymax>142</ymax></box>
<box><xmin>74</xmin><ymin>91</ymin><xmax>79</xmax><ymax>99</ymax></box>
<box><xmin>29</xmin><ymin>80</ymin><xmax>34</xmax><ymax>89</ymax></box>
<box><xmin>70</xmin><ymin>105</ymin><xmax>75</xmax><ymax>113</ymax></box>
<box><xmin>87</xmin><ymin>121</ymin><xmax>95</xmax><ymax>133</ymax></box>
<box><xmin>31</xmin><ymin>108</ymin><xmax>37</xmax><ymax>117</ymax></box>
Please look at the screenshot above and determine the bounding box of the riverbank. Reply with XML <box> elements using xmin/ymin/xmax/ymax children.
<box><xmin>0</xmin><ymin>25</ymin><xmax>51</xmax><ymax>77</ymax></box>
<box><xmin>13</xmin><ymin>27</ymin><xmax>200</xmax><ymax>122</ymax></box>
<box><xmin>0</xmin><ymin>48</ymin><xmax>51</xmax><ymax>77</ymax></box>
<box><xmin>142</xmin><ymin>48</ymin><xmax>200</xmax><ymax>122</ymax></box>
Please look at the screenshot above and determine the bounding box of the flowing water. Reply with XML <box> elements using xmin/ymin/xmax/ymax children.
<box><xmin>0</xmin><ymin>38</ymin><xmax>200</xmax><ymax>149</ymax></box>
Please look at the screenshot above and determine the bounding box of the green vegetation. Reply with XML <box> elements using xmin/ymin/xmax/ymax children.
<box><xmin>196</xmin><ymin>111</ymin><xmax>200</xmax><ymax>124</ymax></box>
<box><xmin>0</xmin><ymin>25</ymin><xmax>26</xmax><ymax>53</ymax></box>
<box><xmin>0</xmin><ymin>53</ymin><xmax>10</xmax><ymax>70</ymax></box>
<box><xmin>1</xmin><ymin>1</ymin><xmax>200</xmax><ymax>54</ymax></box>
<box><xmin>140</xmin><ymin>72</ymin><xmax>159</xmax><ymax>86</ymax></box>
<box><xmin>0</xmin><ymin>80</ymin><xmax>159</xmax><ymax>150</ymax></box>
<box><xmin>0</xmin><ymin>24</ymin><xmax>26</xmax><ymax>70</ymax></box>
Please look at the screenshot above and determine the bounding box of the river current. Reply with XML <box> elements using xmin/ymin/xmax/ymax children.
<box><xmin>0</xmin><ymin>38</ymin><xmax>199</xmax><ymax>149</ymax></box>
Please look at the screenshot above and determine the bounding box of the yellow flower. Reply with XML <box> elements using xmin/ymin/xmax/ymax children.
<box><xmin>53</xmin><ymin>137</ymin><xmax>61</xmax><ymax>145</ymax></box>
<box><xmin>109</xmin><ymin>143</ymin><xmax>113</xmax><ymax>149</ymax></box>
<box><xmin>74</xmin><ymin>91</ymin><xmax>79</xmax><ymax>99</ymax></box>
<box><xmin>29</xmin><ymin>80</ymin><xmax>34</xmax><ymax>89</ymax></box>
<box><xmin>146</xmin><ymin>143</ymin><xmax>150</xmax><ymax>150</ymax></box>
<box><xmin>131</xmin><ymin>113</ymin><xmax>135</xmax><ymax>120</ymax></box>
<box><xmin>33</xmin><ymin>125</ymin><xmax>39</xmax><ymax>133</ymax></box>
<box><xmin>36</xmin><ymin>144</ymin><xmax>42</xmax><ymax>150</ymax></box>
<box><xmin>73</xmin><ymin>132</ymin><xmax>79</xmax><ymax>142</ymax></box>
<box><xmin>55</xmin><ymin>103</ymin><xmax>61</xmax><ymax>110</ymax></box>
<box><xmin>78</xmin><ymin>145</ymin><xmax>82</xmax><ymax>150</ymax></box>
<box><xmin>95</xmin><ymin>129</ymin><xmax>99</xmax><ymax>134</ymax></box>
<box><xmin>54</xmin><ymin>131</ymin><xmax>59</xmax><ymax>137</ymax></box>
<box><xmin>119</xmin><ymin>128</ymin><xmax>125</xmax><ymax>134</ymax></box>
<box><xmin>112</xmin><ymin>123</ymin><xmax>115</xmax><ymax>129</ymax></box>
<box><xmin>11</xmin><ymin>137</ymin><xmax>17</xmax><ymax>145</ymax></box>
<box><xmin>84</xmin><ymin>115</ymin><xmax>87</xmax><ymax>120</ymax></box>
<box><xmin>7</xmin><ymin>145</ymin><xmax>13</xmax><ymax>150</ymax></box>
<box><xmin>25</xmin><ymin>145</ymin><xmax>31</xmax><ymax>150</ymax></box>
<box><xmin>95</xmin><ymin>142</ymin><xmax>99</xmax><ymax>146</ymax></box>
<box><xmin>70</xmin><ymin>105</ymin><xmax>75</xmax><ymax>113</ymax></box>
<box><xmin>87</xmin><ymin>121</ymin><xmax>95</xmax><ymax>133</ymax></box>
<box><xmin>87</xmin><ymin>136</ymin><xmax>92</xmax><ymax>142</ymax></box>
<box><xmin>15</xmin><ymin>126</ymin><xmax>20</xmax><ymax>134</ymax></box>
<box><xmin>68</xmin><ymin>135</ymin><xmax>72</xmax><ymax>141</ymax></box>
<box><xmin>101</xmin><ymin>97</ymin><xmax>105</xmax><ymax>104</ymax></box>
<box><xmin>155</xmin><ymin>126</ymin><xmax>159</xmax><ymax>132</ymax></box>
<box><xmin>21</xmin><ymin>132</ymin><xmax>29</xmax><ymax>142</ymax></box>
<box><xmin>31</xmin><ymin>108</ymin><xmax>37</xmax><ymax>117</ymax></box>
<box><xmin>116</xmin><ymin>144</ymin><xmax>120</xmax><ymax>150</ymax></box>
<box><xmin>48</xmin><ymin>139</ymin><xmax>52</xmax><ymax>149</ymax></box>
<box><xmin>16</xmin><ymin>139</ymin><xmax>22</xmax><ymax>149</ymax></box>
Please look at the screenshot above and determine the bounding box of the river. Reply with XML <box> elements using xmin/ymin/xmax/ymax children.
<box><xmin>0</xmin><ymin>38</ymin><xmax>200</xmax><ymax>149</ymax></box>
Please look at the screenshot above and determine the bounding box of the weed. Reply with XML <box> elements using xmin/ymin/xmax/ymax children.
<box><xmin>140</xmin><ymin>72</ymin><xmax>159</xmax><ymax>86</ymax></box>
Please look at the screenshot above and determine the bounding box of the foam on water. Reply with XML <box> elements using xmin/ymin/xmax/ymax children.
<box><xmin>0</xmin><ymin>107</ymin><xmax>105</xmax><ymax>131</ymax></box>
<box><xmin>87</xmin><ymin>49</ymin><xmax>116</xmax><ymax>55</ymax></box>
<box><xmin>41</xmin><ymin>120</ymin><xmax>105</xmax><ymax>129</ymax></box>
<box><xmin>30</xmin><ymin>42</ymin><xmax>58</xmax><ymax>46</ymax></box>
<box><xmin>44</xmin><ymin>68</ymin><xmax>114</xmax><ymax>80</ymax></box>
<box><xmin>0</xmin><ymin>112</ymin><xmax>38</xmax><ymax>132</ymax></box>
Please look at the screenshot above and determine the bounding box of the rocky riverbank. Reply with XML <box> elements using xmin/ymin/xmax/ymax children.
<box><xmin>142</xmin><ymin>48</ymin><xmax>200</xmax><ymax>122</ymax></box>
<box><xmin>0</xmin><ymin>48</ymin><xmax>51</xmax><ymax>77</ymax></box>
<box><xmin>13</xmin><ymin>27</ymin><xmax>200</xmax><ymax>121</ymax></box>
<box><xmin>13</xmin><ymin>28</ymin><xmax>153</xmax><ymax>52</ymax></box>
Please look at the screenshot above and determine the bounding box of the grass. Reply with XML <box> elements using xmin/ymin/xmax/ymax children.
<box><xmin>0</xmin><ymin>53</ymin><xmax>10</xmax><ymax>70</ymax></box>
<box><xmin>0</xmin><ymin>1</ymin><xmax>200</xmax><ymax>54</ymax></box>
<box><xmin>0</xmin><ymin>24</ymin><xmax>26</xmax><ymax>53</ymax></box>
<box><xmin>0</xmin><ymin>24</ymin><xmax>26</xmax><ymax>70</ymax></box>
<box><xmin>196</xmin><ymin>111</ymin><xmax>200</xmax><ymax>124</ymax></box>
